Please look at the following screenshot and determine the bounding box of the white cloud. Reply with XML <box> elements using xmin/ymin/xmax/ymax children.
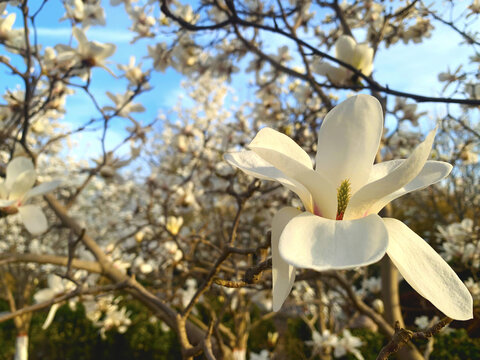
<box><xmin>36</xmin><ymin>27</ymin><xmax>134</xmax><ymax>43</ymax></box>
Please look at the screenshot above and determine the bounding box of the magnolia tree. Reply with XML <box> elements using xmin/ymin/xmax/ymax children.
<box><xmin>0</xmin><ymin>0</ymin><xmax>479</xmax><ymax>359</ymax></box>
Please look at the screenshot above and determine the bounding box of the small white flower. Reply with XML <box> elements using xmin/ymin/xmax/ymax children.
<box><xmin>313</xmin><ymin>35</ymin><xmax>373</xmax><ymax>84</ymax></box>
<box><xmin>166</xmin><ymin>216</ymin><xmax>183</xmax><ymax>235</ymax></box>
<box><xmin>0</xmin><ymin>157</ymin><xmax>61</xmax><ymax>234</ymax></box>
<box><xmin>34</xmin><ymin>274</ymin><xmax>77</xmax><ymax>329</ymax></box>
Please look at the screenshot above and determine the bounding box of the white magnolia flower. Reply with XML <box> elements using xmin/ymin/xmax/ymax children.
<box><xmin>166</xmin><ymin>215</ymin><xmax>183</xmax><ymax>235</ymax></box>
<box><xmin>225</xmin><ymin>94</ymin><xmax>473</xmax><ymax>320</ymax></box>
<box><xmin>34</xmin><ymin>274</ymin><xmax>77</xmax><ymax>329</ymax></box>
<box><xmin>0</xmin><ymin>157</ymin><xmax>61</xmax><ymax>234</ymax></box>
<box><xmin>313</xmin><ymin>35</ymin><xmax>373</xmax><ymax>84</ymax></box>
<box><xmin>55</xmin><ymin>27</ymin><xmax>116</xmax><ymax>78</ymax></box>
<box><xmin>0</xmin><ymin>6</ymin><xmax>15</xmax><ymax>42</ymax></box>
<box><xmin>334</xmin><ymin>330</ymin><xmax>364</xmax><ymax>360</ymax></box>
<box><xmin>306</xmin><ymin>330</ymin><xmax>339</xmax><ymax>357</ymax></box>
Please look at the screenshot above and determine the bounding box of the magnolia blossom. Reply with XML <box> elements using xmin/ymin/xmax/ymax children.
<box><xmin>0</xmin><ymin>5</ymin><xmax>15</xmax><ymax>41</ymax></box>
<box><xmin>55</xmin><ymin>27</ymin><xmax>116</xmax><ymax>78</ymax></box>
<box><xmin>225</xmin><ymin>94</ymin><xmax>473</xmax><ymax>320</ymax></box>
<box><xmin>166</xmin><ymin>215</ymin><xmax>184</xmax><ymax>235</ymax></box>
<box><xmin>306</xmin><ymin>330</ymin><xmax>338</xmax><ymax>357</ymax></box>
<box><xmin>34</xmin><ymin>274</ymin><xmax>77</xmax><ymax>329</ymax></box>
<box><xmin>0</xmin><ymin>157</ymin><xmax>61</xmax><ymax>234</ymax></box>
<box><xmin>313</xmin><ymin>35</ymin><xmax>373</xmax><ymax>84</ymax></box>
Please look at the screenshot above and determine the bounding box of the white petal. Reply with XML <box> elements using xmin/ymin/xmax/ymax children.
<box><xmin>72</xmin><ymin>27</ymin><xmax>88</xmax><ymax>46</ymax></box>
<box><xmin>249</xmin><ymin>127</ymin><xmax>313</xmax><ymax>169</ymax></box>
<box><xmin>5</xmin><ymin>157</ymin><xmax>34</xmax><ymax>190</ymax></box>
<box><xmin>47</xmin><ymin>274</ymin><xmax>64</xmax><ymax>292</ymax></box>
<box><xmin>0</xmin><ymin>181</ymin><xmax>7</xmax><ymax>198</ymax></box>
<box><xmin>272</xmin><ymin>207</ymin><xmax>302</xmax><ymax>311</ymax></box>
<box><xmin>0</xmin><ymin>199</ymin><xmax>15</xmax><ymax>207</ymax></box>
<box><xmin>335</xmin><ymin>35</ymin><xmax>356</xmax><ymax>63</ymax></box>
<box><xmin>353</xmin><ymin>44</ymin><xmax>373</xmax><ymax>75</ymax></box>
<box><xmin>2</xmin><ymin>13</ymin><xmax>16</xmax><ymax>31</ymax></box>
<box><xmin>225</xmin><ymin>151</ymin><xmax>312</xmax><ymax>211</ymax></box>
<box><xmin>9</xmin><ymin>170</ymin><xmax>36</xmax><ymax>200</ymax></box>
<box><xmin>42</xmin><ymin>303</ymin><xmax>60</xmax><ymax>330</ymax></box>
<box><xmin>365</xmin><ymin>160</ymin><xmax>452</xmax><ymax>214</ymax></box>
<box><xmin>312</xmin><ymin>62</ymin><xmax>349</xmax><ymax>84</ymax></box>
<box><xmin>34</xmin><ymin>288</ymin><xmax>55</xmax><ymax>303</ymax></box>
<box><xmin>315</xmin><ymin>95</ymin><xmax>383</xmax><ymax>193</ymax></box>
<box><xmin>248</xmin><ymin>131</ymin><xmax>337</xmax><ymax>218</ymax></box>
<box><xmin>346</xmin><ymin>128</ymin><xmax>436</xmax><ymax>219</ymax></box>
<box><xmin>18</xmin><ymin>205</ymin><xmax>48</xmax><ymax>234</ymax></box>
<box><xmin>384</xmin><ymin>218</ymin><xmax>473</xmax><ymax>320</ymax></box>
<box><xmin>24</xmin><ymin>180</ymin><xmax>62</xmax><ymax>201</ymax></box>
<box><xmin>279</xmin><ymin>213</ymin><xmax>388</xmax><ymax>271</ymax></box>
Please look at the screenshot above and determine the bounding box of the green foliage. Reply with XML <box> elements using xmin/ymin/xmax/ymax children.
<box><xmin>429</xmin><ymin>329</ymin><xmax>480</xmax><ymax>360</ymax></box>
<box><xmin>1</xmin><ymin>299</ymin><xmax>480</xmax><ymax>360</ymax></box>
<box><xmin>0</xmin><ymin>300</ymin><xmax>181</xmax><ymax>360</ymax></box>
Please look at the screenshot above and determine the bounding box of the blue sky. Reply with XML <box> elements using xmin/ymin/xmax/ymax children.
<box><xmin>0</xmin><ymin>1</ymin><xmax>477</xmax><ymax>158</ymax></box>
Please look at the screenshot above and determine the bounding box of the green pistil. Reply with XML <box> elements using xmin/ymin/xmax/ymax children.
<box><xmin>336</xmin><ymin>179</ymin><xmax>351</xmax><ymax>220</ymax></box>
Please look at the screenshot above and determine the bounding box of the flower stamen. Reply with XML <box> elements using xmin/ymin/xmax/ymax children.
<box><xmin>336</xmin><ymin>179</ymin><xmax>351</xmax><ymax>220</ymax></box>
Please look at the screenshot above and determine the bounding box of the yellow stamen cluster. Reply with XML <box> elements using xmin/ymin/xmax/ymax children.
<box><xmin>336</xmin><ymin>179</ymin><xmax>351</xmax><ymax>220</ymax></box>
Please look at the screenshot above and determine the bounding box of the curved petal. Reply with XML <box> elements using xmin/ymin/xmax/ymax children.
<box><xmin>2</xmin><ymin>13</ymin><xmax>16</xmax><ymax>31</ymax></box>
<box><xmin>248</xmin><ymin>131</ymin><xmax>337</xmax><ymax>218</ymax></box>
<box><xmin>0</xmin><ymin>199</ymin><xmax>15</xmax><ymax>207</ymax></box>
<box><xmin>315</xmin><ymin>94</ymin><xmax>383</xmax><ymax>193</ymax></box>
<box><xmin>346</xmin><ymin>128</ymin><xmax>436</xmax><ymax>219</ymax></box>
<box><xmin>365</xmin><ymin>160</ymin><xmax>452</xmax><ymax>214</ymax></box>
<box><xmin>9</xmin><ymin>170</ymin><xmax>36</xmax><ymax>201</ymax></box>
<box><xmin>335</xmin><ymin>35</ymin><xmax>356</xmax><ymax>63</ymax></box>
<box><xmin>384</xmin><ymin>218</ymin><xmax>473</xmax><ymax>320</ymax></box>
<box><xmin>272</xmin><ymin>207</ymin><xmax>302</xmax><ymax>311</ymax></box>
<box><xmin>18</xmin><ymin>205</ymin><xmax>48</xmax><ymax>234</ymax></box>
<box><xmin>72</xmin><ymin>27</ymin><xmax>88</xmax><ymax>47</ymax></box>
<box><xmin>47</xmin><ymin>274</ymin><xmax>64</xmax><ymax>292</ymax></box>
<box><xmin>312</xmin><ymin>61</ymin><xmax>349</xmax><ymax>84</ymax></box>
<box><xmin>34</xmin><ymin>288</ymin><xmax>55</xmax><ymax>303</ymax></box>
<box><xmin>42</xmin><ymin>303</ymin><xmax>60</xmax><ymax>330</ymax></box>
<box><xmin>5</xmin><ymin>157</ymin><xmax>34</xmax><ymax>190</ymax></box>
<box><xmin>249</xmin><ymin>127</ymin><xmax>313</xmax><ymax>169</ymax></box>
<box><xmin>24</xmin><ymin>180</ymin><xmax>62</xmax><ymax>201</ymax></box>
<box><xmin>279</xmin><ymin>213</ymin><xmax>388</xmax><ymax>271</ymax></box>
<box><xmin>353</xmin><ymin>44</ymin><xmax>373</xmax><ymax>75</ymax></box>
<box><xmin>0</xmin><ymin>181</ymin><xmax>7</xmax><ymax>198</ymax></box>
<box><xmin>224</xmin><ymin>151</ymin><xmax>313</xmax><ymax>211</ymax></box>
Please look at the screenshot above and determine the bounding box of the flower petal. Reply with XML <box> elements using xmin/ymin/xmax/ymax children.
<box><xmin>335</xmin><ymin>35</ymin><xmax>356</xmax><ymax>63</ymax></box>
<box><xmin>34</xmin><ymin>288</ymin><xmax>55</xmax><ymax>303</ymax></box>
<box><xmin>9</xmin><ymin>170</ymin><xmax>36</xmax><ymax>201</ymax></box>
<box><xmin>384</xmin><ymin>218</ymin><xmax>473</xmax><ymax>320</ymax></box>
<box><xmin>248</xmin><ymin>129</ymin><xmax>337</xmax><ymax>218</ymax></box>
<box><xmin>364</xmin><ymin>160</ymin><xmax>452</xmax><ymax>214</ymax></box>
<box><xmin>24</xmin><ymin>180</ymin><xmax>62</xmax><ymax>201</ymax></box>
<box><xmin>42</xmin><ymin>303</ymin><xmax>60</xmax><ymax>330</ymax></box>
<box><xmin>272</xmin><ymin>207</ymin><xmax>302</xmax><ymax>311</ymax></box>
<box><xmin>224</xmin><ymin>151</ymin><xmax>313</xmax><ymax>211</ymax></box>
<box><xmin>0</xmin><ymin>199</ymin><xmax>15</xmax><ymax>207</ymax></box>
<box><xmin>353</xmin><ymin>44</ymin><xmax>373</xmax><ymax>76</ymax></box>
<box><xmin>18</xmin><ymin>205</ymin><xmax>48</xmax><ymax>234</ymax></box>
<box><xmin>279</xmin><ymin>213</ymin><xmax>388</xmax><ymax>271</ymax></box>
<box><xmin>5</xmin><ymin>157</ymin><xmax>34</xmax><ymax>190</ymax></box>
<box><xmin>249</xmin><ymin>127</ymin><xmax>313</xmax><ymax>169</ymax></box>
<box><xmin>315</xmin><ymin>94</ymin><xmax>383</xmax><ymax>193</ymax></box>
<box><xmin>346</xmin><ymin>128</ymin><xmax>436</xmax><ymax>219</ymax></box>
<box><xmin>2</xmin><ymin>13</ymin><xmax>16</xmax><ymax>31</ymax></box>
<box><xmin>312</xmin><ymin>61</ymin><xmax>349</xmax><ymax>84</ymax></box>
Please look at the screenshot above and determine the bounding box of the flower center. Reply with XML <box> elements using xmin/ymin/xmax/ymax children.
<box><xmin>336</xmin><ymin>179</ymin><xmax>351</xmax><ymax>220</ymax></box>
